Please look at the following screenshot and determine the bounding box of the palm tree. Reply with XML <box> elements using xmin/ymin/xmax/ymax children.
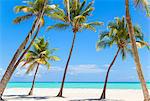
<box><xmin>96</xmin><ymin>17</ymin><xmax>150</xmax><ymax>100</ymax></box>
<box><xmin>125</xmin><ymin>0</ymin><xmax>150</xmax><ymax>100</ymax></box>
<box><xmin>21</xmin><ymin>37</ymin><xmax>60</xmax><ymax>95</ymax></box>
<box><xmin>47</xmin><ymin>0</ymin><xmax>103</xmax><ymax>97</ymax></box>
<box><xmin>0</xmin><ymin>0</ymin><xmax>57</xmax><ymax>98</ymax></box>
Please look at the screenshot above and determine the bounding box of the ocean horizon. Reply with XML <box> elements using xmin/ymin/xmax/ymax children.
<box><xmin>7</xmin><ymin>82</ymin><xmax>150</xmax><ymax>89</ymax></box>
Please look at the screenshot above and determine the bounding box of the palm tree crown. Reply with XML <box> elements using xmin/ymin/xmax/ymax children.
<box><xmin>47</xmin><ymin>0</ymin><xmax>103</xmax><ymax>32</ymax></box>
<box><xmin>14</xmin><ymin>0</ymin><xmax>57</xmax><ymax>25</ymax></box>
<box><xmin>21</xmin><ymin>37</ymin><xmax>60</xmax><ymax>73</ymax></box>
<box><xmin>46</xmin><ymin>0</ymin><xmax>103</xmax><ymax>97</ymax></box>
<box><xmin>97</xmin><ymin>17</ymin><xmax>150</xmax><ymax>100</ymax></box>
<box><xmin>97</xmin><ymin>17</ymin><xmax>149</xmax><ymax>59</ymax></box>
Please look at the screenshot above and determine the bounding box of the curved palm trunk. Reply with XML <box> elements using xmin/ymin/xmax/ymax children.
<box><xmin>57</xmin><ymin>32</ymin><xmax>77</xmax><ymax>97</ymax></box>
<box><xmin>125</xmin><ymin>0</ymin><xmax>150</xmax><ymax>101</ymax></box>
<box><xmin>0</xmin><ymin>19</ymin><xmax>38</xmax><ymax>97</ymax></box>
<box><xmin>0</xmin><ymin>1</ymin><xmax>46</xmax><ymax>99</ymax></box>
<box><xmin>28</xmin><ymin>63</ymin><xmax>40</xmax><ymax>95</ymax></box>
<box><xmin>100</xmin><ymin>48</ymin><xmax>120</xmax><ymax>100</ymax></box>
<box><xmin>0</xmin><ymin>24</ymin><xmax>41</xmax><ymax>97</ymax></box>
<box><xmin>14</xmin><ymin>24</ymin><xmax>41</xmax><ymax>69</ymax></box>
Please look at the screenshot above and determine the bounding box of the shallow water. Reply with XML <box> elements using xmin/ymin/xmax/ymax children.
<box><xmin>7</xmin><ymin>82</ymin><xmax>150</xmax><ymax>89</ymax></box>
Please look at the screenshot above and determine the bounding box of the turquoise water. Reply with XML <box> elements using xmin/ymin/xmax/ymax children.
<box><xmin>7</xmin><ymin>82</ymin><xmax>150</xmax><ymax>89</ymax></box>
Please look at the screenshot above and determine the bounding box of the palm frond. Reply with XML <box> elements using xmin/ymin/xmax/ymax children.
<box><xmin>49</xmin><ymin>56</ymin><xmax>60</xmax><ymax>61</ymax></box>
<box><xmin>99</xmin><ymin>31</ymin><xmax>109</xmax><ymax>40</ymax></box>
<box><xmin>125</xmin><ymin>46</ymin><xmax>133</xmax><ymax>56</ymax></box>
<box><xmin>26</xmin><ymin>62</ymin><xmax>37</xmax><ymax>74</ymax></box>
<box><xmin>14</xmin><ymin>6</ymin><xmax>32</xmax><ymax>13</ymax></box>
<box><xmin>84</xmin><ymin>0</ymin><xmax>94</xmax><ymax>11</ymax></box>
<box><xmin>47</xmin><ymin>13</ymin><xmax>66</xmax><ymax>22</ymax></box>
<box><xmin>13</xmin><ymin>14</ymin><xmax>33</xmax><ymax>24</ymax></box>
<box><xmin>82</xmin><ymin>23</ymin><xmax>96</xmax><ymax>32</ymax></box>
<box><xmin>121</xmin><ymin>48</ymin><xmax>126</xmax><ymax>60</ymax></box>
<box><xmin>47</xmin><ymin>23</ymin><xmax>70</xmax><ymax>31</ymax></box>
<box><xmin>88</xmin><ymin>22</ymin><xmax>103</xmax><ymax>26</ymax></box>
<box><xmin>134</xmin><ymin>0</ymin><xmax>150</xmax><ymax>16</ymax></box>
<box><xmin>49</xmin><ymin>48</ymin><xmax>59</xmax><ymax>54</ymax></box>
<box><xmin>136</xmin><ymin>41</ymin><xmax>150</xmax><ymax>49</ymax></box>
<box><xmin>96</xmin><ymin>40</ymin><xmax>112</xmax><ymax>51</ymax></box>
<box><xmin>79</xmin><ymin>0</ymin><xmax>86</xmax><ymax>11</ymax></box>
<box><xmin>25</xmin><ymin>1</ymin><xmax>34</xmax><ymax>6</ymax></box>
<box><xmin>82</xmin><ymin>7</ymin><xmax>94</xmax><ymax>16</ymax></box>
<box><xmin>72</xmin><ymin>0</ymin><xmax>78</xmax><ymax>11</ymax></box>
<box><xmin>133</xmin><ymin>25</ymin><xmax>144</xmax><ymax>40</ymax></box>
<box><xmin>45</xmin><ymin>61</ymin><xmax>51</xmax><ymax>69</ymax></box>
<box><xmin>73</xmin><ymin>15</ymin><xmax>86</xmax><ymax>24</ymax></box>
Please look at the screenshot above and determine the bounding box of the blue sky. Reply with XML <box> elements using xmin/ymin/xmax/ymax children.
<box><xmin>0</xmin><ymin>0</ymin><xmax>150</xmax><ymax>82</ymax></box>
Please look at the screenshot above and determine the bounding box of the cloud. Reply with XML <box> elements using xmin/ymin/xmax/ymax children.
<box><xmin>68</xmin><ymin>64</ymin><xmax>105</xmax><ymax>75</ymax></box>
<box><xmin>14</xmin><ymin>64</ymin><xmax>109</xmax><ymax>77</ymax></box>
<box><xmin>49</xmin><ymin>64</ymin><xmax>108</xmax><ymax>75</ymax></box>
<box><xmin>15</xmin><ymin>62</ymin><xmax>36</xmax><ymax>77</ymax></box>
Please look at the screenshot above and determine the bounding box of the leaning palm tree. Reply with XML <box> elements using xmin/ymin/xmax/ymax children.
<box><xmin>97</xmin><ymin>17</ymin><xmax>150</xmax><ymax>100</ymax></box>
<box><xmin>0</xmin><ymin>0</ymin><xmax>57</xmax><ymax>98</ymax></box>
<box><xmin>125</xmin><ymin>0</ymin><xmax>150</xmax><ymax>100</ymax></box>
<box><xmin>47</xmin><ymin>0</ymin><xmax>103</xmax><ymax>97</ymax></box>
<box><xmin>21</xmin><ymin>37</ymin><xmax>60</xmax><ymax>95</ymax></box>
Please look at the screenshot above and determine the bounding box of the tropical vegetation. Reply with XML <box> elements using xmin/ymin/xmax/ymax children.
<box><xmin>125</xmin><ymin>0</ymin><xmax>150</xmax><ymax>100</ymax></box>
<box><xmin>0</xmin><ymin>0</ymin><xmax>150</xmax><ymax>101</ymax></box>
<box><xmin>96</xmin><ymin>17</ymin><xmax>150</xmax><ymax>100</ymax></box>
<box><xmin>0</xmin><ymin>0</ymin><xmax>58</xmax><ymax>98</ymax></box>
<box><xmin>47</xmin><ymin>0</ymin><xmax>103</xmax><ymax>97</ymax></box>
<box><xmin>21</xmin><ymin>37</ymin><xmax>60</xmax><ymax>95</ymax></box>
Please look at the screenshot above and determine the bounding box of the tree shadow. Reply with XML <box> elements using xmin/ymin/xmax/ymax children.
<box><xmin>3</xmin><ymin>95</ymin><xmax>50</xmax><ymax>100</ymax></box>
<box><xmin>70</xmin><ymin>98</ymin><xmax>124</xmax><ymax>101</ymax></box>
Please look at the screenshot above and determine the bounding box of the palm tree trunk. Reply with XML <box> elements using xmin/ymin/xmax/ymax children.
<box><xmin>28</xmin><ymin>63</ymin><xmax>40</xmax><ymax>95</ymax></box>
<box><xmin>0</xmin><ymin>18</ymin><xmax>38</xmax><ymax>97</ymax></box>
<box><xmin>125</xmin><ymin>0</ymin><xmax>150</xmax><ymax>101</ymax></box>
<box><xmin>0</xmin><ymin>24</ymin><xmax>41</xmax><ymax>97</ymax></box>
<box><xmin>100</xmin><ymin>48</ymin><xmax>120</xmax><ymax>100</ymax></box>
<box><xmin>13</xmin><ymin>24</ymin><xmax>41</xmax><ymax>74</ymax></box>
<box><xmin>0</xmin><ymin>1</ymin><xmax>46</xmax><ymax>99</ymax></box>
<box><xmin>57</xmin><ymin>32</ymin><xmax>77</xmax><ymax>97</ymax></box>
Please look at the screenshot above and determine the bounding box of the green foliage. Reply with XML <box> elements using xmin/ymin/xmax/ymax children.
<box><xmin>13</xmin><ymin>14</ymin><xmax>33</xmax><ymax>24</ymax></box>
<box><xmin>96</xmin><ymin>17</ymin><xmax>149</xmax><ymax>60</ymax></box>
<box><xmin>47</xmin><ymin>0</ymin><xmax>102</xmax><ymax>32</ymax></box>
<box><xmin>21</xmin><ymin>37</ymin><xmax>60</xmax><ymax>74</ymax></box>
<box><xmin>134</xmin><ymin>0</ymin><xmax>150</xmax><ymax>16</ymax></box>
<box><xmin>13</xmin><ymin>0</ymin><xmax>58</xmax><ymax>25</ymax></box>
<box><xmin>47</xmin><ymin>23</ymin><xmax>70</xmax><ymax>31</ymax></box>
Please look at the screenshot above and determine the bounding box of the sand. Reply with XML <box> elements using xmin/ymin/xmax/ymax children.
<box><xmin>2</xmin><ymin>88</ymin><xmax>146</xmax><ymax>101</ymax></box>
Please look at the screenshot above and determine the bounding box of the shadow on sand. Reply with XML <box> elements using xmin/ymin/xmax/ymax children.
<box><xmin>3</xmin><ymin>95</ymin><xmax>50</xmax><ymax>100</ymax></box>
<box><xmin>70</xmin><ymin>98</ymin><xmax>124</xmax><ymax>101</ymax></box>
<box><xmin>1</xmin><ymin>95</ymin><xmax>125</xmax><ymax>101</ymax></box>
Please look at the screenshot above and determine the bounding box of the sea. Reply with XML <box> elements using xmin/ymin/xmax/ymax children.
<box><xmin>6</xmin><ymin>82</ymin><xmax>150</xmax><ymax>89</ymax></box>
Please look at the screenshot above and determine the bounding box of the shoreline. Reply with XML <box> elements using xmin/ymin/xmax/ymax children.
<box><xmin>3</xmin><ymin>88</ymin><xmax>147</xmax><ymax>101</ymax></box>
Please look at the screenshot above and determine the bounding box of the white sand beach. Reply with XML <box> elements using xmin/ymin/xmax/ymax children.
<box><xmin>2</xmin><ymin>88</ymin><xmax>147</xmax><ymax>101</ymax></box>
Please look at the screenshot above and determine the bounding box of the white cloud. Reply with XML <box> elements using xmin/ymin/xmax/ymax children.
<box><xmin>15</xmin><ymin>62</ymin><xmax>36</xmax><ymax>77</ymax></box>
<box><xmin>14</xmin><ymin>64</ymin><xmax>110</xmax><ymax>77</ymax></box>
<box><xmin>49</xmin><ymin>64</ymin><xmax>108</xmax><ymax>75</ymax></box>
<box><xmin>68</xmin><ymin>64</ymin><xmax>105</xmax><ymax>75</ymax></box>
